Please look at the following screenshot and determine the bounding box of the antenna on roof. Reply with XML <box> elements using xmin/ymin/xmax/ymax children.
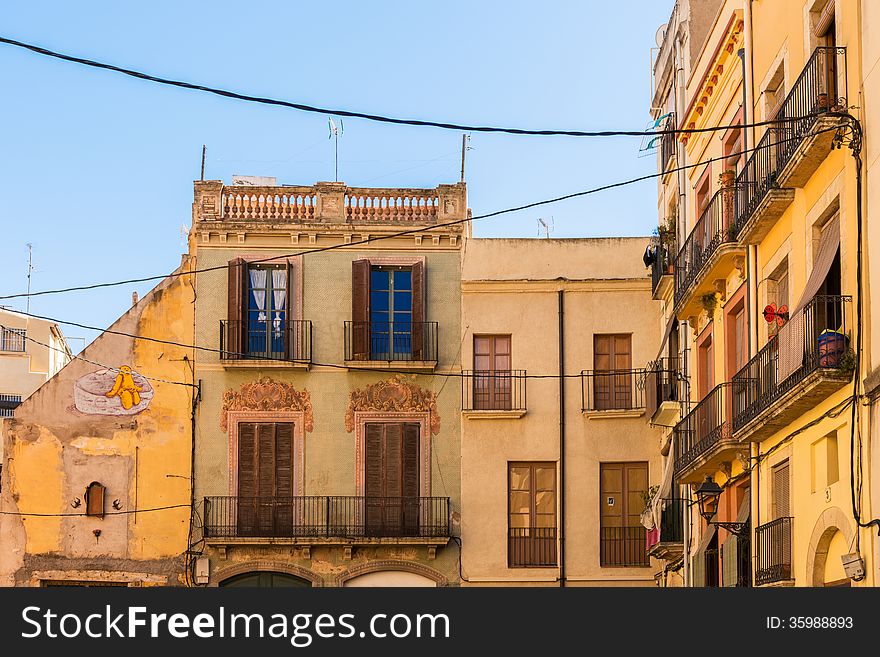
<box><xmin>26</xmin><ymin>243</ymin><xmax>34</xmax><ymax>314</ymax></box>
<box><xmin>329</xmin><ymin>117</ymin><xmax>344</xmax><ymax>182</ymax></box>
<box><xmin>537</xmin><ymin>217</ymin><xmax>554</xmax><ymax>239</ymax></box>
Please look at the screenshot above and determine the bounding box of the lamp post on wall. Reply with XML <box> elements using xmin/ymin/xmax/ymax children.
<box><xmin>694</xmin><ymin>475</ymin><xmax>750</xmax><ymax>537</ymax></box>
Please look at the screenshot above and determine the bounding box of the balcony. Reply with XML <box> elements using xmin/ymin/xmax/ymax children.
<box><xmin>645</xmin><ymin>357</ymin><xmax>682</xmax><ymax>426</ymax></box>
<box><xmin>673</xmin><ymin>185</ymin><xmax>745</xmax><ymax>319</ymax></box>
<box><xmin>508</xmin><ymin>527</ymin><xmax>557</xmax><ymax>567</ymax></box>
<box><xmin>461</xmin><ymin>370</ymin><xmax>527</xmax><ymax>419</ymax></box>
<box><xmin>646</xmin><ymin>498</ymin><xmax>685</xmax><ymax>562</ymax></box>
<box><xmin>219</xmin><ymin>319</ymin><xmax>311</xmax><ymax>368</ymax></box>
<box><xmin>600</xmin><ymin>526</ymin><xmax>650</xmax><ymax>567</ymax></box>
<box><xmin>755</xmin><ymin>517</ymin><xmax>794</xmax><ymax>586</ymax></box>
<box><xmin>343</xmin><ymin>321</ymin><xmax>438</xmax><ymax>371</ymax></box>
<box><xmin>0</xmin><ymin>327</ymin><xmax>26</xmax><ymax>352</ymax></box>
<box><xmin>732</xmin><ymin>295</ymin><xmax>851</xmax><ymax>443</ymax></box>
<box><xmin>581</xmin><ymin>368</ymin><xmax>645</xmax><ymax>418</ymax></box>
<box><xmin>203</xmin><ymin>496</ymin><xmax>451</xmax><ymax>550</ymax></box>
<box><xmin>735</xmin><ymin>47</ymin><xmax>848</xmax><ymax>245</ymax></box>
<box><xmin>651</xmin><ymin>242</ymin><xmax>676</xmax><ymax>300</ymax></box>
<box><xmin>673</xmin><ymin>382</ymin><xmax>738</xmax><ymax>484</ymax></box>
<box><xmin>660</xmin><ymin>114</ymin><xmax>676</xmax><ymax>177</ymax></box>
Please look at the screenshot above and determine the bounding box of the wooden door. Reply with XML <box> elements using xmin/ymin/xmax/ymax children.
<box><xmin>237</xmin><ymin>422</ymin><xmax>294</xmax><ymax>536</ymax></box>
<box><xmin>600</xmin><ymin>462</ymin><xmax>648</xmax><ymax>566</ymax></box>
<box><xmin>364</xmin><ymin>423</ymin><xmax>420</xmax><ymax>536</ymax></box>
<box><xmin>473</xmin><ymin>335</ymin><xmax>512</xmax><ymax>410</ymax></box>
<box><xmin>593</xmin><ymin>334</ymin><xmax>632</xmax><ymax>410</ymax></box>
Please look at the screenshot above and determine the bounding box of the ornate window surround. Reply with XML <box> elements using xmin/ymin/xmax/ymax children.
<box><xmin>352</xmin><ymin>411</ymin><xmax>432</xmax><ymax>497</ymax></box>
<box><xmin>227</xmin><ymin>410</ymin><xmax>306</xmax><ymax>497</ymax></box>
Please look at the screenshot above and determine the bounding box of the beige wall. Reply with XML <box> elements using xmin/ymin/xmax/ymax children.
<box><xmin>460</xmin><ymin>238</ymin><xmax>664</xmax><ymax>586</ymax></box>
<box><xmin>0</xmin><ymin>309</ymin><xmax>71</xmax><ymax>404</ymax></box>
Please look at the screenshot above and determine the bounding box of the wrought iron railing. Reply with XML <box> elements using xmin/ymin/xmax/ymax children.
<box><xmin>660</xmin><ymin>115</ymin><xmax>676</xmax><ymax>173</ymax></box>
<box><xmin>344</xmin><ymin>321</ymin><xmax>438</xmax><ymax>362</ymax></box>
<box><xmin>220</xmin><ymin>319</ymin><xmax>311</xmax><ymax>362</ymax></box>
<box><xmin>657</xmin><ymin>498</ymin><xmax>685</xmax><ymax>543</ymax></box>
<box><xmin>673</xmin><ymin>186</ymin><xmax>739</xmax><ymax>307</ymax></box>
<box><xmin>203</xmin><ymin>496</ymin><xmax>450</xmax><ymax>539</ymax></box>
<box><xmin>731</xmin><ymin>295</ymin><xmax>851</xmax><ymax>431</ymax></box>
<box><xmin>461</xmin><ymin>370</ymin><xmax>527</xmax><ymax>412</ymax></box>
<box><xmin>508</xmin><ymin>527</ymin><xmax>557</xmax><ymax>567</ymax></box>
<box><xmin>755</xmin><ymin>517</ymin><xmax>793</xmax><ymax>585</ymax></box>
<box><xmin>645</xmin><ymin>357</ymin><xmax>681</xmax><ymax>417</ymax></box>
<box><xmin>673</xmin><ymin>382</ymin><xmax>734</xmax><ymax>474</ymax></box>
<box><xmin>581</xmin><ymin>369</ymin><xmax>646</xmax><ymax>412</ymax></box>
<box><xmin>0</xmin><ymin>326</ymin><xmax>26</xmax><ymax>352</ymax></box>
<box><xmin>651</xmin><ymin>242</ymin><xmax>676</xmax><ymax>296</ymax></box>
<box><xmin>600</xmin><ymin>526</ymin><xmax>650</xmax><ymax>566</ymax></box>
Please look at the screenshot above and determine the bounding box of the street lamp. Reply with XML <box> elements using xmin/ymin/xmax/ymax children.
<box><xmin>694</xmin><ymin>475</ymin><xmax>749</xmax><ymax>537</ymax></box>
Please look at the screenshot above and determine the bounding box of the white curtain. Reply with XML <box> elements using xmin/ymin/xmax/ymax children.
<box><xmin>272</xmin><ymin>269</ymin><xmax>288</xmax><ymax>336</ymax></box>
<box><xmin>249</xmin><ymin>269</ymin><xmax>267</xmax><ymax>322</ymax></box>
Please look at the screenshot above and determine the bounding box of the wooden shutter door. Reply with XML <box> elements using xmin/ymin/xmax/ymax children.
<box><xmin>600</xmin><ymin>464</ymin><xmax>624</xmax><ymax>565</ymax></box>
<box><xmin>364</xmin><ymin>423</ymin><xmax>384</xmax><ymax>535</ymax></box>
<box><xmin>612</xmin><ymin>335</ymin><xmax>633</xmax><ymax>409</ymax></box>
<box><xmin>227</xmin><ymin>258</ymin><xmax>247</xmax><ymax>357</ymax></box>
<box><xmin>595</xmin><ymin>335</ymin><xmax>631</xmax><ymax>410</ymax></box>
<box><xmin>274</xmin><ymin>423</ymin><xmax>294</xmax><ymax>536</ymax></box>
<box><xmin>352</xmin><ymin>259</ymin><xmax>371</xmax><ymax>359</ymax></box>
<box><xmin>237</xmin><ymin>423</ymin><xmax>257</xmax><ymax>535</ymax></box>
<box><xmin>411</xmin><ymin>261</ymin><xmax>426</xmax><ymax>360</ymax></box>
<box><xmin>402</xmin><ymin>423</ymin><xmax>421</xmax><ymax>535</ymax></box>
<box><xmin>624</xmin><ymin>463</ymin><xmax>648</xmax><ymax>565</ymax></box>
<box><xmin>773</xmin><ymin>462</ymin><xmax>790</xmax><ymax>518</ymax></box>
<box><xmin>256</xmin><ymin>424</ymin><xmax>276</xmax><ymax>534</ymax></box>
<box><xmin>594</xmin><ymin>335</ymin><xmax>612</xmax><ymax>409</ymax></box>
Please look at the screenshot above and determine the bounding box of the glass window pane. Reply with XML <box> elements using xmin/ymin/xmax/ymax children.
<box><xmin>509</xmin><ymin>492</ymin><xmax>531</xmax><ymax>515</ymax></box>
<box><xmin>371</xmin><ymin>269</ymin><xmax>389</xmax><ymax>290</ymax></box>
<box><xmin>509</xmin><ymin>513</ymin><xmax>529</xmax><ymax>528</ymax></box>
<box><xmin>394</xmin><ymin>270</ymin><xmax>411</xmax><ymax>290</ymax></box>
<box><xmin>371</xmin><ymin>291</ymin><xmax>389</xmax><ymax>312</ymax></box>
<box><xmin>393</xmin><ymin>291</ymin><xmax>412</xmax><ymax>312</ymax></box>
<box><xmin>535</xmin><ymin>491</ymin><xmax>556</xmax><ymax>514</ymax></box>
<box><xmin>509</xmin><ymin>467</ymin><xmax>530</xmax><ymax>490</ymax></box>
<box><xmin>535</xmin><ymin>467</ymin><xmax>555</xmax><ymax>491</ymax></box>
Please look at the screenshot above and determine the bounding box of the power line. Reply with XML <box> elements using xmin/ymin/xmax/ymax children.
<box><xmin>0</xmin><ymin>35</ymin><xmax>816</xmax><ymax>138</ymax></box>
<box><xmin>0</xmin><ymin>503</ymin><xmax>190</xmax><ymax>518</ymax></box>
<box><xmin>0</xmin><ymin>127</ymin><xmax>836</xmax><ymax>303</ymax></box>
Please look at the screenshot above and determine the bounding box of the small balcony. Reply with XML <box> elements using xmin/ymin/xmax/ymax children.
<box><xmin>343</xmin><ymin>321</ymin><xmax>438</xmax><ymax>371</ymax></box>
<box><xmin>660</xmin><ymin>116</ymin><xmax>677</xmax><ymax>178</ymax></box>
<box><xmin>508</xmin><ymin>527</ymin><xmax>557</xmax><ymax>567</ymax></box>
<box><xmin>219</xmin><ymin>319</ymin><xmax>311</xmax><ymax>368</ymax></box>
<box><xmin>755</xmin><ymin>517</ymin><xmax>794</xmax><ymax>586</ymax></box>
<box><xmin>673</xmin><ymin>382</ymin><xmax>738</xmax><ymax>484</ymax></box>
<box><xmin>581</xmin><ymin>368</ymin><xmax>646</xmax><ymax>418</ymax></box>
<box><xmin>650</xmin><ymin>242</ymin><xmax>676</xmax><ymax>300</ymax></box>
<box><xmin>735</xmin><ymin>47</ymin><xmax>847</xmax><ymax>245</ymax></box>
<box><xmin>732</xmin><ymin>295</ymin><xmax>852</xmax><ymax>443</ymax></box>
<box><xmin>673</xmin><ymin>186</ymin><xmax>745</xmax><ymax>319</ymax></box>
<box><xmin>0</xmin><ymin>327</ymin><xmax>26</xmax><ymax>352</ymax></box>
<box><xmin>203</xmin><ymin>496</ymin><xmax>451</xmax><ymax>549</ymax></box>
<box><xmin>461</xmin><ymin>370</ymin><xmax>527</xmax><ymax>419</ymax></box>
<box><xmin>646</xmin><ymin>498</ymin><xmax>685</xmax><ymax>562</ymax></box>
<box><xmin>645</xmin><ymin>357</ymin><xmax>682</xmax><ymax>426</ymax></box>
<box><xmin>600</xmin><ymin>526</ymin><xmax>650</xmax><ymax>567</ymax></box>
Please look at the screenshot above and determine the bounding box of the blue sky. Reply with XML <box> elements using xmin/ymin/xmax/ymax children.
<box><xmin>0</xmin><ymin>0</ymin><xmax>672</xmax><ymax>350</ymax></box>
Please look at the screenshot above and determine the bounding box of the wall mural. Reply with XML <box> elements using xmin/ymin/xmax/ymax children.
<box><xmin>74</xmin><ymin>366</ymin><xmax>154</xmax><ymax>415</ymax></box>
<box><xmin>220</xmin><ymin>376</ymin><xmax>313</xmax><ymax>432</ymax></box>
<box><xmin>345</xmin><ymin>375</ymin><xmax>440</xmax><ymax>434</ymax></box>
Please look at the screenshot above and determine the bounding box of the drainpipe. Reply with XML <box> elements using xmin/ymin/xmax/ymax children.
<box><xmin>558</xmin><ymin>289</ymin><xmax>566</xmax><ymax>587</ymax></box>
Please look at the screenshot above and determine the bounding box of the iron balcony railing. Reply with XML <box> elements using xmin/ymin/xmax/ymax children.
<box><xmin>660</xmin><ymin>114</ymin><xmax>676</xmax><ymax>173</ymax></box>
<box><xmin>581</xmin><ymin>368</ymin><xmax>646</xmax><ymax>412</ymax></box>
<box><xmin>0</xmin><ymin>326</ymin><xmax>26</xmax><ymax>352</ymax></box>
<box><xmin>704</xmin><ymin>548</ymin><xmax>721</xmax><ymax>587</ymax></box>
<box><xmin>733</xmin><ymin>47</ymin><xmax>847</xmax><ymax>238</ymax></box>
<box><xmin>732</xmin><ymin>295</ymin><xmax>851</xmax><ymax>431</ymax></box>
<box><xmin>220</xmin><ymin>319</ymin><xmax>311</xmax><ymax>362</ymax></box>
<box><xmin>657</xmin><ymin>498</ymin><xmax>685</xmax><ymax>543</ymax></box>
<box><xmin>755</xmin><ymin>517</ymin><xmax>793</xmax><ymax>585</ymax></box>
<box><xmin>344</xmin><ymin>321</ymin><xmax>438</xmax><ymax>362</ymax></box>
<box><xmin>673</xmin><ymin>382</ymin><xmax>734</xmax><ymax>475</ymax></box>
<box><xmin>645</xmin><ymin>357</ymin><xmax>681</xmax><ymax>417</ymax></box>
<box><xmin>651</xmin><ymin>242</ymin><xmax>676</xmax><ymax>296</ymax></box>
<box><xmin>0</xmin><ymin>394</ymin><xmax>22</xmax><ymax>418</ymax></box>
<box><xmin>600</xmin><ymin>526</ymin><xmax>650</xmax><ymax>567</ymax></box>
<box><xmin>508</xmin><ymin>527</ymin><xmax>557</xmax><ymax>567</ymax></box>
<box><xmin>203</xmin><ymin>496</ymin><xmax>450</xmax><ymax>539</ymax></box>
<box><xmin>673</xmin><ymin>185</ymin><xmax>739</xmax><ymax>307</ymax></box>
<box><xmin>461</xmin><ymin>370</ymin><xmax>527</xmax><ymax>412</ymax></box>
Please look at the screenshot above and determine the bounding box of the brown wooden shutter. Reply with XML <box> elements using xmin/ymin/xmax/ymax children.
<box><xmin>85</xmin><ymin>482</ymin><xmax>105</xmax><ymax>518</ymax></box>
<box><xmin>275</xmin><ymin>423</ymin><xmax>294</xmax><ymax>497</ymax></box>
<box><xmin>403</xmin><ymin>423</ymin><xmax>421</xmax><ymax>534</ymax></box>
<box><xmin>256</xmin><ymin>423</ymin><xmax>276</xmax><ymax>533</ymax></box>
<box><xmin>773</xmin><ymin>461</ymin><xmax>790</xmax><ymax>518</ymax></box>
<box><xmin>352</xmin><ymin>259</ymin><xmax>371</xmax><ymax>358</ymax></box>
<box><xmin>411</xmin><ymin>261</ymin><xmax>426</xmax><ymax>360</ymax></box>
<box><xmin>237</xmin><ymin>423</ymin><xmax>257</xmax><ymax>535</ymax></box>
<box><xmin>384</xmin><ymin>423</ymin><xmax>403</xmax><ymax>497</ymax></box>
<box><xmin>227</xmin><ymin>258</ymin><xmax>247</xmax><ymax>357</ymax></box>
<box><xmin>364</xmin><ymin>423</ymin><xmax>383</xmax><ymax>498</ymax></box>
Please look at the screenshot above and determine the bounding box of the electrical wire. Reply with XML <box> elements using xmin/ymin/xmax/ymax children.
<box><xmin>0</xmin><ymin>127</ymin><xmax>838</xmax><ymax>304</ymax></box>
<box><xmin>0</xmin><ymin>503</ymin><xmax>190</xmax><ymax>517</ymax></box>
<box><xmin>0</xmin><ymin>35</ymin><xmax>819</xmax><ymax>139</ymax></box>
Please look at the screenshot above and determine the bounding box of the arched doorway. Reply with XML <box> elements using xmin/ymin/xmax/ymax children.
<box><xmin>807</xmin><ymin>507</ymin><xmax>856</xmax><ymax>587</ymax></box>
<box><xmin>343</xmin><ymin>570</ymin><xmax>437</xmax><ymax>587</ymax></box>
<box><xmin>819</xmin><ymin>529</ymin><xmax>851</xmax><ymax>587</ymax></box>
<box><xmin>220</xmin><ymin>571</ymin><xmax>312</xmax><ymax>587</ymax></box>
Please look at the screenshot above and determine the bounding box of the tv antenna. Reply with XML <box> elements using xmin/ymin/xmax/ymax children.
<box><xmin>180</xmin><ymin>224</ymin><xmax>191</xmax><ymax>248</ymax></box>
<box><xmin>537</xmin><ymin>217</ymin><xmax>554</xmax><ymax>239</ymax></box>
<box><xmin>329</xmin><ymin>117</ymin><xmax>344</xmax><ymax>181</ymax></box>
<box><xmin>26</xmin><ymin>243</ymin><xmax>34</xmax><ymax>314</ymax></box>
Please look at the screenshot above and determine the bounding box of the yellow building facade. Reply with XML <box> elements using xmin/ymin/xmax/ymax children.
<box><xmin>649</xmin><ymin>0</ymin><xmax>876</xmax><ymax>587</ymax></box>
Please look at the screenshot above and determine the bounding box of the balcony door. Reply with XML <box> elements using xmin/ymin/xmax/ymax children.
<box><xmin>473</xmin><ymin>335</ymin><xmax>512</xmax><ymax>410</ymax></box>
<box><xmin>593</xmin><ymin>334</ymin><xmax>632</xmax><ymax>410</ymax></box>
<box><xmin>508</xmin><ymin>462</ymin><xmax>557</xmax><ymax>567</ymax></box>
<box><xmin>237</xmin><ymin>422</ymin><xmax>295</xmax><ymax>536</ymax></box>
<box><xmin>247</xmin><ymin>265</ymin><xmax>288</xmax><ymax>359</ymax></box>
<box><xmin>600</xmin><ymin>462</ymin><xmax>649</xmax><ymax>566</ymax></box>
<box><xmin>364</xmin><ymin>423</ymin><xmax>420</xmax><ymax>536</ymax></box>
<box><xmin>370</xmin><ymin>267</ymin><xmax>413</xmax><ymax>360</ymax></box>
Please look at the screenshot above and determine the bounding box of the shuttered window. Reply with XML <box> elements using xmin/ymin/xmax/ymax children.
<box><xmin>237</xmin><ymin>422</ymin><xmax>295</xmax><ymax>536</ymax></box>
<box><xmin>364</xmin><ymin>423</ymin><xmax>420</xmax><ymax>536</ymax></box>
<box><xmin>772</xmin><ymin>461</ymin><xmax>791</xmax><ymax>519</ymax></box>
<box><xmin>508</xmin><ymin>462</ymin><xmax>557</xmax><ymax>567</ymax></box>
<box><xmin>85</xmin><ymin>482</ymin><xmax>105</xmax><ymax>518</ymax></box>
<box><xmin>227</xmin><ymin>258</ymin><xmax>298</xmax><ymax>358</ymax></box>
<box><xmin>593</xmin><ymin>334</ymin><xmax>632</xmax><ymax>410</ymax></box>
<box><xmin>599</xmin><ymin>462</ymin><xmax>649</xmax><ymax>566</ymax></box>
<box><xmin>473</xmin><ymin>335</ymin><xmax>512</xmax><ymax>410</ymax></box>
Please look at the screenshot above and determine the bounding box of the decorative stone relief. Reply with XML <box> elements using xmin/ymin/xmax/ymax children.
<box><xmin>345</xmin><ymin>375</ymin><xmax>440</xmax><ymax>434</ymax></box>
<box><xmin>220</xmin><ymin>377</ymin><xmax>313</xmax><ymax>432</ymax></box>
